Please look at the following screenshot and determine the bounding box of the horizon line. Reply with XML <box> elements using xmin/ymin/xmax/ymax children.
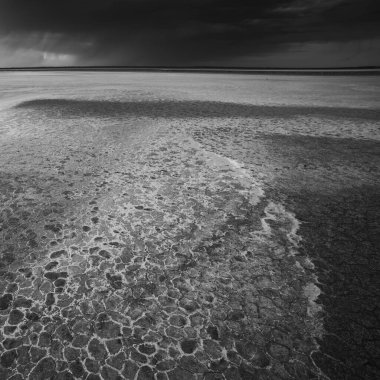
<box><xmin>1</xmin><ymin>65</ymin><xmax>380</xmax><ymax>76</ymax></box>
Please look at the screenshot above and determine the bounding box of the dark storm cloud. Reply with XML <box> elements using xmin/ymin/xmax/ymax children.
<box><xmin>0</xmin><ymin>0</ymin><xmax>379</xmax><ymax>65</ymax></box>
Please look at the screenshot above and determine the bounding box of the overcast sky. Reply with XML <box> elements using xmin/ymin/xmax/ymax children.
<box><xmin>0</xmin><ymin>0</ymin><xmax>379</xmax><ymax>67</ymax></box>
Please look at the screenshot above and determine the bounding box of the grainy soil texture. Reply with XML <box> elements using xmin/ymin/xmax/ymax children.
<box><xmin>0</xmin><ymin>72</ymin><xmax>379</xmax><ymax>380</ymax></box>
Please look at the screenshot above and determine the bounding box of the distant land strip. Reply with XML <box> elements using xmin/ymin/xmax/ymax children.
<box><xmin>1</xmin><ymin>66</ymin><xmax>380</xmax><ymax>75</ymax></box>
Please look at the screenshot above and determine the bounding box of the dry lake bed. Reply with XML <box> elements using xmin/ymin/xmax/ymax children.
<box><xmin>0</xmin><ymin>72</ymin><xmax>379</xmax><ymax>380</ymax></box>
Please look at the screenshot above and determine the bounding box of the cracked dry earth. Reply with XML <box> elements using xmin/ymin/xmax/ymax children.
<box><xmin>0</xmin><ymin>73</ymin><xmax>379</xmax><ymax>380</ymax></box>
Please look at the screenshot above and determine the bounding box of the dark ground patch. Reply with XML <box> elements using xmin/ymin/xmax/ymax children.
<box><xmin>259</xmin><ymin>134</ymin><xmax>380</xmax><ymax>380</ymax></box>
<box><xmin>15</xmin><ymin>99</ymin><xmax>380</xmax><ymax>121</ymax></box>
<box><xmin>292</xmin><ymin>186</ymin><xmax>380</xmax><ymax>380</ymax></box>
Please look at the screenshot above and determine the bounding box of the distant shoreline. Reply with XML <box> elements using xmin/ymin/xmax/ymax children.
<box><xmin>1</xmin><ymin>66</ymin><xmax>380</xmax><ymax>76</ymax></box>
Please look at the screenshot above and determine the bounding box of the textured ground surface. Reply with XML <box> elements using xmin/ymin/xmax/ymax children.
<box><xmin>0</xmin><ymin>72</ymin><xmax>379</xmax><ymax>379</ymax></box>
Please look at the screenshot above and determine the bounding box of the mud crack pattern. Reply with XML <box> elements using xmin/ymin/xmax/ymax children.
<box><xmin>0</xmin><ymin>72</ymin><xmax>379</xmax><ymax>379</ymax></box>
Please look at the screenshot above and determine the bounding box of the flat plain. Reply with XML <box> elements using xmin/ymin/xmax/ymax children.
<box><xmin>0</xmin><ymin>72</ymin><xmax>379</xmax><ymax>380</ymax></box>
